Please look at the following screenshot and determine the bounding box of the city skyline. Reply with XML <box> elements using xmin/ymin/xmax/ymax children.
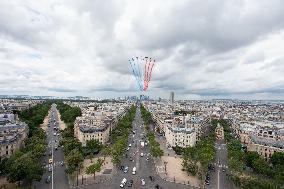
<box><xmin>0</xmin><ymin>1</ymin><xmax>284</xmax><ymax>100</ymax></box>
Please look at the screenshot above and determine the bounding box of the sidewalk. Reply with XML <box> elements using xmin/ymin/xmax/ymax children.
<box><xmin>69</xmin><ymin>157</ymin><xmax>113</xmax><ymax>187</ymax></box>
<box><xmin>155</xmin><ymin>156</ymin><xmax>201</xmax><ymax>188</ymax></box>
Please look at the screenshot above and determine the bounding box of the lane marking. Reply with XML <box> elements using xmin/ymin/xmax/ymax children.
<box><xmin>218</xmin><ymin>169</ymin><xmax>220</xmax><ymax>189</ymax></box>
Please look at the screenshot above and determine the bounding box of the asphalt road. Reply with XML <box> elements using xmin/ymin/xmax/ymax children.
<box><xmin>84</xmin><ymin>106</ymin><xmax>192</xmax><ymax>189</ymax></box>
<box><xmin>35</xmin><ymin>104</ymin><xmax>69</xmax><ymax>189</ymax></box>
<box><xmin>205</xmin><ymin>139</ymin><xmax>236</xmax><ymax>189</ymax></box>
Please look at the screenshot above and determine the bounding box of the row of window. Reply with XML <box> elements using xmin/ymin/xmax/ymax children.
<box><xmin>83</xmin><ymin>133</ymin><xmax>103</xmax><ymax>138</ymax></box>
<box><xmin>0</xmin><ymin>150</ymin><xmax>12</xmax><ymax>156</ymax></box>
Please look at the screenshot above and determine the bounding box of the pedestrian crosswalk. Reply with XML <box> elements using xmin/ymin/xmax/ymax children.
<box><xmin>212</xmin><ymin>163</ymin><xmax>228</xmax><ymax>169</ymax></box>
<box><xmin>44</xmin><ymin>161</ymin><xmax>63</xmax><ymax>168</ymax></box>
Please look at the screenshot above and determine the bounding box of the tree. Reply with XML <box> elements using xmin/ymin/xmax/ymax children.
<box><xmin>182</xmin><ymin>159</ymin><xmax>198</xmax><ymax>176</ymax></box>
<box><xmin>245</xmin><ymin>151</ymin><xmax>260</xmax><ymax>168</ymax></box>
<box><xmin>62</xmin><ymin>138</ymin><xmax>82</xmax><ymax>155</ymax></box>
<box><xmin>85</xmin><ymin>158</ymin><xmax>104</xmax><ymax>180</ymax></box>
<box><xmin>271</xmin><ymin>152</ymin><xmax>284</xmax><ymax>167</ymax></box>
<box><xmin>6</xmin><ymin>152</ymin><xmax>44</xmax><ymax>186</ymax></box>
<box><xmin>66</xmin><ymin>149</ymin><xmax>84</xmax><ymax>170</ymax></box>
<box><xmin>86</xmin><ymin>139</ymin><xmax>102</xmax><ymax>154</ymax></box>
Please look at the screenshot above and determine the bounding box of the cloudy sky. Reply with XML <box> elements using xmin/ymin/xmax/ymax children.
<box><xmin>0</xmin><ymin>0</ymin><xmax>284</xmax><ymax>100</ymax></box>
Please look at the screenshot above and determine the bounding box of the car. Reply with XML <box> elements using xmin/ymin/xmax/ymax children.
<box><xmin>120</xmin><ymin>178</ymin><xmax>127</xmax><ymax>188</ymax></box>
<box><xmin>128</xmin><ymin>180</ymin><xmax>133</xmax><ymax>187</ymax></box>
<box><xmin>140</xmin><ymin>153</ymin><xmax>144</xmax><ymax>157</ymax></box>
<box><xmin>55</xmin><ymin>146</ymin><xmax>58</xmax><ymax>150</ymax></box>
<box><xmin>149</xmin><ymin>176</ymin><xmax>155</xmax><ymax>181</ymax></box>
<box><xmin>129</xmin><ymin>157</ymin><xmax>133</xmax><ymax>161</ymax></box>
<box><xmin>54</xmin><ymin>132</ymin><xmax>56</xmax><ymax>136</ymax></box>
<box><xmin>155</xmin><ymin>184</ymin><xmax>162</xmax><ymax>189</ymax></box>
<box><xmin>60</xmin><ymin>161</ymin><xmax>64</xmax><ymax>166</ymax></box>
<box><xmin>123</xmin><ymin>166</ymin><xmax>129</xmax><ymax>173</ymax></box>
<box><xmin>141</xmin><ymin>179</ymin><xmax>145</xmax><ymax>185</ymax></box>
<box><xmin>48</xmin><ymin>167</ymin><xmax>52</xmax><ymax>172</ymax></box>
<box><xmin>129</xmin><ymin>144</ymin><xmax>132</xmax><ymax>147</ymax></box>
<box><xmin>127</xmin><ymin>147</ymin><xmax>130</xmax><ymax>151</ymax></box>
<box><xmin>120</xmin><ymin>166</ymin><xmax>125</xmax><ymax>170</ymax></box>
<box><xmin>45</xmin><ymin>176</ymin><xmax>51</xmax><ymax>183</ymax></box>
<box><xmin>222</xmin><ymin>168</ymin><xmax>226</xmax><ymax>172</ymax></box>
<box><xmin>146</xmin><ymin>157</ymin><xmax>149</xmax><ymax>161</ymax></box>
<box><xmin>132</xmin><ymin>167</ymin><xmax>136</xmax><ymax>175</ymax></box>
<box><xmin>57</xmin><ymin>133</ymin><xmax>59</xmax><ymax>136</ymax></box>
<box><xmin>49</xmin><ymin>159</ymin><xmax>53</xmax><ymax>164</ymax></box>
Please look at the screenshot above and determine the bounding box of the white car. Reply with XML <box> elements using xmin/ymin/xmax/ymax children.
<box><xmin>132</xmin><ymin>167</ymin><xmax>136</xmax><ymax>175</ymax></box>
<box><xmin>120</xmin><ymin>178</ymin><xmax>127</xmax><ymax>188</ymax></box>
<box><xmin>129</xmin><ymin>144</ymin><xmax>132</xmax><ymax>147</ymax></box>
<box><xmin>141</xmin><ymin>179</ymin><xmax>145</xmax><ymax>185</ymax></box>
<box><xmin>53</xmin><ymin>133</ymin><xmax>56</xmax><ymax>136</ymax></box>
<box><xmin>127</xmin><ymin>147</ymin><xmax>130</xmax><ymax>151</ymax></box>
<box><xmin>140</xmin><ymin>153</ymin><xmax>144</xmax><ymax>157</ymax></box>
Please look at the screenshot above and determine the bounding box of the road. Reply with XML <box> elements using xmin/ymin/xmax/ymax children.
<box><xmin>35</xmin><ymin>104</ymin><xmax>69</xmax><ymax>189</ymax></box>
<box><xmin>205</xmin><ymin>139</ymin><xmax>236</xmax><ymax>189</ymax></box>
<box><xmin>83</xmin><ymin>105</ymin><xmax>192</xmax><ymax>189</ymax></box>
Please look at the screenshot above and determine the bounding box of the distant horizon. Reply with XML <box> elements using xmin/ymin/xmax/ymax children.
<box><xmin>0</xmin><ymin>94</ymin><xmax>283</xmax><ymax>102</ymax></box>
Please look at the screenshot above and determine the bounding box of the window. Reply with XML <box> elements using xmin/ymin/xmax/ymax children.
<box><xmin>6</xmin><ymin>146</ymin><xmax>8</xmax><ymax>149</ymax></box>
<box><xmin>6</xmin><ymin>151</ymin><xmax>8</xmax><ymax>155</ymax></box>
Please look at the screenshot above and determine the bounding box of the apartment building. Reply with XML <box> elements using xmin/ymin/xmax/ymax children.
<box><xmin>0</xmin><ymin>113</ymin><xmax>28</xmax><ymax>158</ymax></box>
<box><xmin>165</xmin><ymin>124</ymin><xmax>196</xmax><ymax>148</ymax></box>
<box><xmin>74</xmin><ymin>102</ymin><xmax>131</xmax><ymax>146</ymax></box>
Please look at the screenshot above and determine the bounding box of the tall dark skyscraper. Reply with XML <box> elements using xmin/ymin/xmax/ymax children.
<box><xmin>170</xmin><ymin>91</ymin><xmax>174</xmax><ymax>104</ymax></box>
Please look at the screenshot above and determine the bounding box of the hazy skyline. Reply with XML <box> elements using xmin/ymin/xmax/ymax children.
<box><xmin>0</xmin><ymin>0</ymin><xmax>284</xmax><ymax>100</ymax></box>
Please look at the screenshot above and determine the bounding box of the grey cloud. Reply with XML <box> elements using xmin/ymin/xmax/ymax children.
<box><xmin>0</xmin><ymin>0</ymin><xmax>284</xmax><ymax>99</ymax></box>
<box><xmin>48</xmin><ymin>88</ymin><xmax>78</xmax><ymax>93</ymax></box>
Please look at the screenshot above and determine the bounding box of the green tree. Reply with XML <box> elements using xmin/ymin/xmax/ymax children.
<box><xmin>245</xmin><ymin>151</ymin><xmax>260</xmax><ymax>168</ymax></box>
<box><xmin>66</xmin><ymin>149</ymin><xmax>84</xmax><ymax>170</ymax></box>
<box><xmin>271</xmin><ymin>152</ymin><xmax>284</xmax><ymax>167</ymax></box>
<box><xmin>86</xmin><ymin>139</ymin><xmax>102</xmax><ymax>154</ymax></box>
<box><xmin>85</xmin><ymin>158</ymin><xmax>104</xmax><ymax>180</ymax></box>
<box><xmin>6</xmin><ymin>152</ymin><xmax>44</xmax><ymax>186</ymax></box>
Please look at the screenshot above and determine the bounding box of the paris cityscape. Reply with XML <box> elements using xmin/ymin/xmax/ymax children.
<box><xmin>0</xmin><ymin>1</ymin><xmax>284</xmax><ymax>189</ymax></box>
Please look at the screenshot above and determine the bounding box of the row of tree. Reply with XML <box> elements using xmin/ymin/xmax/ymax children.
<box><xmin>0</xmin><ymin>102</ymin><xmax>51</xmax><ymax>187</ymax></box>
<box><xmin>55</xmin><ymin>102</ymin><xmax>84</xmax><ymax>176</ymax></box>
<box><xmin>181</xmin><ymin>120</ymin><xmax>217</xmax><ymax>180</ymax></box>
<box><xmin>147</xmin><ymin>132</ymin><xmax>164</xmax><ymax>158</ymax></box>
<box><xmin>56</xmin><ymin>101</ymin><xmax>106</xmax><ymax>185</ymax></box>
<box><xmin>217</xmin><ymin>119</ymin><xmax>284</xmax><ymax>189</ymax></box>
<box><xmin>140</xmin><ymin>105</ymin><xmax>164</xmax><ymax>158</ymax></box>
<box><xmin>106</xmin><ymin>105</ymin><xmax>136</xmax><ymax>166</ymax></box>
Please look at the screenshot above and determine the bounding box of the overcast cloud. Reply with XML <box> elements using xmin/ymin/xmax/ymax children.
<box><xmin>0</xmin><ymin>0</ymin><xmax>284</xmax><ymax>100</ymax></box>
